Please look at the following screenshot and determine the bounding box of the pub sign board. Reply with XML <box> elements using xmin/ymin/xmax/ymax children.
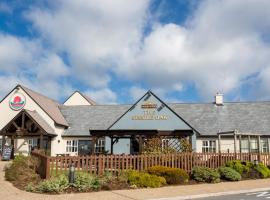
<box><xmin>2</xmin><ymin>145</ymin><xmax>12</xmax><ymax>161</ymax></box>
<box><xmin>110</xmin><ymin>91</ymin><xmax>192</xmax><ymax>131</ymax></box>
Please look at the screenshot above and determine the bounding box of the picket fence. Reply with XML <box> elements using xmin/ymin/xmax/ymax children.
<box><xmin>31</xmin><ymin>151</ymin><xmax>270</xmax><ymax>179</ymax></box>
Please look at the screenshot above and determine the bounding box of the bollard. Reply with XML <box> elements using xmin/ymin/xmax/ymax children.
<box><xmin>69</xmin><ymin>163</ymin><xmax>75</xmax><ymax>184</ymax></box>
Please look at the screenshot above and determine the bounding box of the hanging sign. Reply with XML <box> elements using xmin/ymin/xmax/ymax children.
<box><xmin>9</xmin><ymin>93</ymin><xmax>26</xmax><ymax>111</ymax></box>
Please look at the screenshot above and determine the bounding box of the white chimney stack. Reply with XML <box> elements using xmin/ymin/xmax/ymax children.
<box><xmin>215</xmin><ymin>93</ymin><xmax>223</xmax><ymax>105</ymax></box>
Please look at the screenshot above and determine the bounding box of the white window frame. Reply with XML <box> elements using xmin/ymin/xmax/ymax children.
<box><xmin>261</xmin><ymin>138</ymin><xmax>269</xmax><ymax>153</ymax></box>
<box><xmin>202</xmin><ymin>140</ymin><xmax>216</xmax><ymax>153</ymax></box>
<box><xmin>95</xmin><ymin>138</ymin><xmax>105</xmax><ymax>153</ymax></box>
<box><xmin>66</xmin><ymin>140</ymin><xmax>78</xmax><ymax>153</ymax></box>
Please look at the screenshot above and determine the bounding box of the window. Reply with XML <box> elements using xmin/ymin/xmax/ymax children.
<box><xmin>261</xmin><ymin>139</ymin><xmax>269</xmax><ymax>153</ymax></box>
<box><xmin>28</xmin><ymin>138</ymin><xmax>38</xmax><ymax>153</ymax></box>
<box><xmin>66</xmin><ymin>140</ymin><xmax>78</xmax><ymax>153</ymax></box>
<box><xmin>241</xmin><ymin>139</ymin><xmax>249</xmax><ymax>153</ymax></box>
<box><xmin>250</xmin><ymin>138</ymin><xmax>258</xmax><ymax>153</ymax></box>
<box><xmin>95</xmin><ymin>138</ymin><xmax>105</xmax><ymax>153</ymax></box>
<box><xmin>202</xmin><ymin>140</ymin><xmax>216</xmax><ymax>153</ymax></box>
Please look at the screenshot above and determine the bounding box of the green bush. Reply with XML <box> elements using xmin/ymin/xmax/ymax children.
<box><xmin>225</xmin><ymin>160</ymin><xmax>250</xmax><ymax>175</ymax></box>
<box><xmin>35</xmin><ymin>174</ymin><xmax>69</xmax><ymax>193</ymax></box>
<box><xmin>253</xmin><ymin>163</ymin><xmax>270</xmax><ymax>178</ymax></box>
<box><xmin>226</xmin><ymin>160</ymin><xmax>270</xmax><ymax>179</ymax></box>
<box><xmin>218</xmin><ymin>167</ymin><xmax>241</xmax><ymax>181</ymax></box>
<box><xmin>5</xmin><ymin>154</ymin><xmax>40</xmax><ymax>188</ymax></box>
<box><xmin>191</xmin><ymin>167</ymin><xmax>220</xmax><ymax>183</ymax></box>
<box><xmin>73</xmin><ymin>172</ymin><xmax>101</xmax><ymax>191</ymax></box>
<box><xmin>127</xmin><ymin>170</ymin><xmax>166</xmax><ymax>188</ymax></box>
<box><xmin>148</xmin><ymin>166</ymin><xmax>189</xmax><ymax>184</ymax></box>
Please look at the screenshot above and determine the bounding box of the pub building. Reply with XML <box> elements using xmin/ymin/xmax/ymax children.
<box><xmin>0</xmin><ymin>84</ymin><xmax>270</xmax><ymax>158</ymax></box>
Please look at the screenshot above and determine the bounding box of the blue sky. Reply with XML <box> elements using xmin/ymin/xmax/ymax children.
<box><xmin>0</xmin><ymin>0</ymin><xmax>270</xmax><ymax>104</ymax></box>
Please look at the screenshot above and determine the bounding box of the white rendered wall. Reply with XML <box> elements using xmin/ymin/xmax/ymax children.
<box><xmin>0</xmin><ymin>87</ymin><xmax>56</xmax><ymax>130</ymax></box>
<box><xmin>64</xmin><ymin>92</ymin><xmax>92</xmax><ymax>106</ymax></box>
<box><xmin>196</xmin><ymin>137</ymin><xmax>263</xmax><ymax>153</ymax></box>
<box><xmin>0</xmin><ymin>86</ymin><xmax>65</xmax><ymax>156</ymax></box>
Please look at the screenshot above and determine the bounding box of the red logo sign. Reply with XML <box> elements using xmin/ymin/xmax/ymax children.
<box><xmin>9</xmin><ymin>93</ymin><xmax>26</xmax><ymax>111</ymax></box>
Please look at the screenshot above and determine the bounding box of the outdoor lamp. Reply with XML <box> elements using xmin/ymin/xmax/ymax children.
<box><xmin>69</xmin><ymin>163</ymin><xmax>75</xmax><ymax>184</ymax></box>
<box><xmin>253</xmin><ymin>160</ymin><xmax>259</xmax><ymax>165</ymax></box>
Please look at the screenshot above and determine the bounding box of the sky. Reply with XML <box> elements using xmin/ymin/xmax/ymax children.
<box><xmin>1</xmin><ymin>0</ymin><xmax>270</xmax><ymax>104</ymax></box>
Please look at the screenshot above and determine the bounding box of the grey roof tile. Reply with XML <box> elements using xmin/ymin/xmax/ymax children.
<box><xmin>21</xmin><ymin>85</ymin><xmax>69</xmax><ymax>127</ymax></box>
<box><xmin>60</xmin><ymin>102</ymin><xmax>270</xmax><ymax>136</ymax></box>
<box><xmin>60</xmin><ymin>105</ymin><xmax>130</xmax><ymax>136</ymax></box>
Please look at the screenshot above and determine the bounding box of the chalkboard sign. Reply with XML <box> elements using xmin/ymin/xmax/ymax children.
<box><xmin>2</xmin><ymin>145</ymin><xmax>12</xmax><ymax>161</ymax></box>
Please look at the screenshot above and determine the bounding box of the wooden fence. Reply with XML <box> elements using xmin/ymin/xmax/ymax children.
<box><xmin>31</xmin><ymin>152</ymin><xmax>270</xmax><ymax>179</ymax></box>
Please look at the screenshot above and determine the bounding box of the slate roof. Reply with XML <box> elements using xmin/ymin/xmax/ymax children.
<box><xmin>169</xmin><ymin>102</ymin><xmax>270</xmax><ymax>136</ymax></box>
<box><xmin>25</xmin><ymin>110</ymin><xmax>56</xmax><ymax>135</ymax></box>
<box><xmin>20</xmin><ymin>85</ymin><xmax>69</xmax><ymax>127</ymax></box>
<box><xmin>60</xmin><ymin>101</ymin><xmax>270</xmax><ymax>137</ymax></box>
<box><xmin>60</xmin><ymin>105</ymin><xmax>130</xmax><ymax>136</ymax></box>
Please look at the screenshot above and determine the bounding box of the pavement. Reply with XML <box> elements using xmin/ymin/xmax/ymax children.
<box><xmin>1</xmin><ymin>161</ymin><xmax>270</xmax><ymax>200</ymax></box>
<box><xmin>195</xmin><ymin>191</ymin><xmax>270</xmax><ymax>200</ymax></box>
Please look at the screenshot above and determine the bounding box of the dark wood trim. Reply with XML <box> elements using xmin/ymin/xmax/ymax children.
<box><xmin>90</xmin><ymin>129</ymin><xmax>193</xmax><ymax>137</ymax></box>
<box><xmin>0</xmin><ymin>110</ymin><xmax>56</xmax><ymax>137</ymax></box>
<box><xmin>12</xmin><ymin>122</ymin><xmax>20</xmax><ymax>130</ymax></box>
<box><xmin>106</xmin><ymin>90</ymin><xmax>199</xmax><ymax>134</ymax></box>
<box><xmin>22</xmin><ymin>112</ymin><xmax>25</xmax><ymax>129</ymax></box>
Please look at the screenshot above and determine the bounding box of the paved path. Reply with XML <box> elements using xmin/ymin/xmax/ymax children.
<box><xmin>1</xmin><ymin>161</ymin><xmax>270</xmax><ymax>200</ymax></box>
<box><xmin>195</xmin><ymin>191</ymin><xmax>270</xmax><ymax>200</ymax></box>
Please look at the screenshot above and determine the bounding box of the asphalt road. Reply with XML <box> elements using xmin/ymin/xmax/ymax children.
<box><xmin>197</xmin><ymin>190</ymin><xmax>270</xmax><ymax>200</ymax></box>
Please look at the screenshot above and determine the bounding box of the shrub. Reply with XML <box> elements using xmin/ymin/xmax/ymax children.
<box><xmin>253</xmin><ymin>163</ymin><xmax>270</xmax><ymax>178</ymax></box>
<box><xmin>101</xmin><ymin>171</ymin><xmax>129</xmax><ymax>190</ymax></box>
<box><xmin>225</xmin><ymin>160</ymin><xmax>250</xmax><ymax>175</ymax></box>
<box><xmin>148</xmin><ymin>166</ymin><xmax>189</xmax><ymax>184</ymax></box>
<box><xmin>191</xmin><ymin>167</ymin><xmax>220</xmax><ymax>183</ymax></box>
<box><xmin>35</xmin><ymin>174</ymin><xmax>69</xmax><ymax>193</ymax></box>
<box><xmin>226</xmin><ymin>160</ymin><xmax>270</xmax><ymax>179</ymax></box>
<box><xmin>5</xmin><ymin>154</ymin><xmax>40</xmax><ymax>188</ymax></box>
<box><xmin>73</xmin><ymin>172</ymin><xmax>101</xmax><ymax>191</ymax></box>
<box><xmin>218</xmin><ymin>167</ymin><xmax>241</xmax><ymax>181</ymax></box>
<box><xmin>127</xmin><ymin>170</ymin><xmax>166</xmax><ymax>188</ymax></box>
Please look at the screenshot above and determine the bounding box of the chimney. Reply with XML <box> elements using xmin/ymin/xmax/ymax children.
<box><xmin>215</xmin><ymin>93</ymin><xmax>223</xmax><ymax>105</ymax></box>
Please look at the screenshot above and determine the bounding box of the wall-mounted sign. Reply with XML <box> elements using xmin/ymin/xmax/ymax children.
<box><xmin>132</xmin><ymin>110</ymin><xmax>168</xmax><ymax>120</ymax></box>
<box><xmin>141</xmin><ymin>101</ymin><xmax>157</xmax><ymax>109</ymax></box>
<box><xmin>9</xmin><ymin>93</ymin><xmax>26</xmax><ymax>111</ymax></box>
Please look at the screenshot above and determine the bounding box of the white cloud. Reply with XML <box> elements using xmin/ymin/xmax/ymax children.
<box><xmin>85</xmin><ymin>88</ymin><xmax>117</xmax><ymax>104</ymax></box>
<box><xmin>26</xmin><ymin>0</ymin><xmax>150</xmax><ymax>88</ymax></box>
<box><xmin>0</xmin><ymin>33</ymin><xmax>71</xmax><ymax>100</ymax></box>
<box><xmin>1</xmin><ymin>0</ymin><xmax>270</xmax><ymax>103</ymax></box>
<box><xmin>117</xmin><ymin>0</ymin><xmax>270</xmax><ymax>99</ymax></box>
<box><xmin>129</xmin><ymin>86</ymin><xmax>147</xmax><ymax>101</ymax></box>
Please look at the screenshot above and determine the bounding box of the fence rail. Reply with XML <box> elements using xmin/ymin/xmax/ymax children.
<box><xmin>31</xmin><ymin>152</ymin><xmax>270</xmax><ymax>179</ymax></box>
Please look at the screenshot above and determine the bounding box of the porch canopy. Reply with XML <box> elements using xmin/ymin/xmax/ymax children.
<box><xmin>217</xmin><ymin>129</ymin><xmax>263</xmax><ymax>153</ymax></box>
<box><xmin>0</xmin><ymin>109</ymin><xmax>56</xmax><ymax>154</ymax></box>
<box><xmin>90</xmin><ymin>91</ymin><xmax>196</xmax><ymax>154</ymax></box>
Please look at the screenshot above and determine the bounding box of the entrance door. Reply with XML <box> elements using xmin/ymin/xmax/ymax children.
<box><xmin>78</xmin><ymin>140</ymin><xmax>92</xmax><ymax>155</ymax></box>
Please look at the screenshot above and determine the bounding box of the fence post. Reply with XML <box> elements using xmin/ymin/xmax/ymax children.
<box><xmin>45</xmin><ymin>156</ymin><xmax>50</xmax><ymax>179</ymax></box>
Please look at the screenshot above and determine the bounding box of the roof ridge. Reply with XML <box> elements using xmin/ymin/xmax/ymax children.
<box><xmin>18</xmin><ymin>84</ymin><xmax>68</xmax><ymax>127</ymax></box>
<box><xmin>19</xmin><ymin>85</ymin><xmax>60</xmax><ymax>105</ymax></box>
<box><xmin>76</xmin><ymin>91</ymin><xmax>96</xmax><ymax>105</ymax></box>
